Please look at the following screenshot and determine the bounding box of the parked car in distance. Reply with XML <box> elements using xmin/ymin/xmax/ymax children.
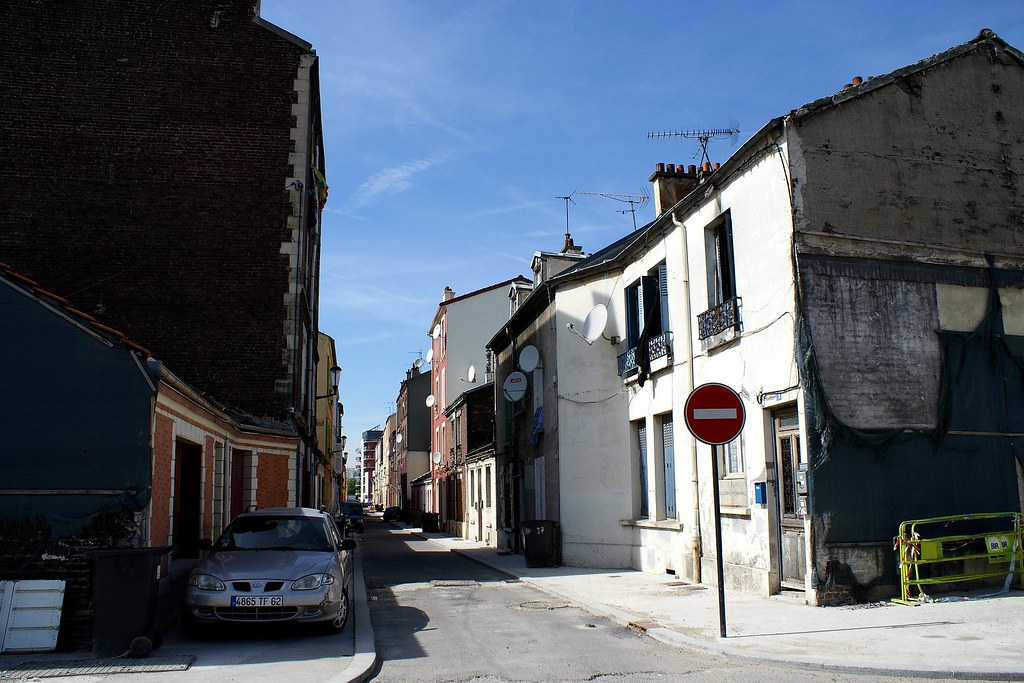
<box><xmin>183</xmin><ymin>507</ymin><xmax>356</xmax><ymax>635</ymax></box>
<box><xmin>337</xmin><ymin>501</ymin><xmax>364</xmax><ymax>533</ymax></box>
<box><xmin>382</xmin><ymin>506</ymin><xmax>402</xmax><ymax>522</ymax></box>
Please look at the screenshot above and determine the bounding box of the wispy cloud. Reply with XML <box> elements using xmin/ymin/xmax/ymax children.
<box><xmin>343</xmin><ymin>157</ymin><xmax>443</xmax><ymax>214</ymax></box>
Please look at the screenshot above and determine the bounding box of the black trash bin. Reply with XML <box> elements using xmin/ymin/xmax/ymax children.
<box><xmin>520</xmin><ymin>520</ymin><xmax>557</xmax><ymax>568</ymax></box>
<box><xmin>90</xmin><ymin>547</ymin><xmax>169</xmax><ymax>658</ymax></box>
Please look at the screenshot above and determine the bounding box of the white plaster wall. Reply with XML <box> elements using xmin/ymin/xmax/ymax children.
<box><xmin>445</xmin><ymin>287</ymin><xmax>512</xmax><ymax>411</ymax></box>
<box><xmin>675</xmin><ymin>142</ymin><xmax>798</xmax><ymax>593</ymax></box>
<box><xmin>554</xmin><ymin>276</ymin><xmax>634</xmax><ymax>567</ymax></box>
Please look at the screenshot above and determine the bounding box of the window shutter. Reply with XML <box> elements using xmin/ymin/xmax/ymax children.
<box><xmin>638</xmin><ymin>423</ymin><xmax>649</xmax><ymax>518</ymax></box>
<box><xmin>658</xmin><ymin>263</ymin><xmax>669</xmax><ymax>334</ymax></box>
<box><xmin>662</xmin><ymin>417</ymin><xmax>676</xmax><ymax>518</ymax></box>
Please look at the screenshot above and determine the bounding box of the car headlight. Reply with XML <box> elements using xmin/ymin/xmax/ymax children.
<box><xmin>189</xmin><ymin>574</ymin><xmax>226</xmax><ymax>591</ymax></box>
<box><xmin>292</xmin><ymin>573</ymin><xmax>335</xmax><ymax>590</ymax></box>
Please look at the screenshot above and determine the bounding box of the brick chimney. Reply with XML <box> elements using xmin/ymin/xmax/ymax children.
<box><xmin>560</xmin><ymin>233</ymin><xmax>583</xmax><ymax>255</ymax></box>
<box><xmin>649</xmin><ymin>163</ymin><xmax>700</xmax><ymax>216</ymax></box>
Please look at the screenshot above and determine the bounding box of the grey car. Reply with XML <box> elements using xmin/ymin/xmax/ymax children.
<box><xmin>183</xmin><ymin>507</ymin><xmax>357</xmax><ymax>635</ymax></box>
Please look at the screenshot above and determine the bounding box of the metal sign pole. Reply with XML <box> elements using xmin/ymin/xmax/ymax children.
<box><xmin>710</xmin><ymin>446</ymin><xmax>727</xmax><ymax>638</ymax></box>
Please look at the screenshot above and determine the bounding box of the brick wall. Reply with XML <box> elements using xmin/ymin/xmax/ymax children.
<box><xmin>150</xmin><ymin>413</ymin><xmax>175</xmax><ymax>548</ymax></box>
<box><xmin>0</xmin><ymin>0</ymin><xmax>315</xmax><ymax>419</ymax></box>
<box><xmin>256</xmin><ymin>452</ymin><xmax>291</xmax><ymax>509</ymax></box>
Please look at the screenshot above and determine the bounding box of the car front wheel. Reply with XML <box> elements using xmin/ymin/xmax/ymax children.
<box><xmin>321</xmin><ymin>588</ymin><xmax>349</xmax><ymax>634</ymax></box>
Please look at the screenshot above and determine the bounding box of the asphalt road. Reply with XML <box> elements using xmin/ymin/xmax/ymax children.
<box><xmin>360</xmin><ymin>516</ymin><xmax>935</xmax><ymax>683</ymax></box>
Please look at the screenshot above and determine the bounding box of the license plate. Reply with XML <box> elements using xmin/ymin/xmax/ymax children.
<box><xmin>231</xmin><ymin>595</ymin><xmax>283</xmax><ymax>607</ymax></box>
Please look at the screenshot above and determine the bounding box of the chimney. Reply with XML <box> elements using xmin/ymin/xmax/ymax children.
<box><xmin>649</xmin><ymin>163</ymin><xmax>700</xmax><ymax>216</ymax></box>
<box><xmin>442</xmin><ymin>286</ymin><xmax>455</xmax><ymax>302</ymax></box>
<box><xmin>561</xmin><ymin>233</ymin><xmax>583</xmax><ymax>255</ymax></box>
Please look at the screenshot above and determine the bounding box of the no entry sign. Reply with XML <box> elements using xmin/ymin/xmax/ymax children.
<box><xmin>684</xmin><ymin>383</ymin><xmax>745</xmax><ymax>445</ymax></box>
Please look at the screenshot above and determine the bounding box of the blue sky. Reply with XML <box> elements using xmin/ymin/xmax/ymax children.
<box><xmin>258</xmin><ymin>0</ymin><xmax>1024</xmax><ymax>448</ymax></box>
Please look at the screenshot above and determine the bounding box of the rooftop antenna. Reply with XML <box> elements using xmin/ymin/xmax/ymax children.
<box><xmin>577</xmin><ymin>189</ymin><xmax>650</xmax><ymax>231</ymax></box>
<box><xmin>555</xmin><ymin>191</ymin><xmax>576</xmax><ymax>241</ymax></box>
<box><xmin>647</xmin><ymin>120</ymin><xmax>740</xmax><ymax>167</ymax></box>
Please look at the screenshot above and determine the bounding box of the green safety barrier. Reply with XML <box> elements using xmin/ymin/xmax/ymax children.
<box><xmin>893</xmin><ymin>512</ymin><xmax>1024</xmax><ymax>606</ymax></box>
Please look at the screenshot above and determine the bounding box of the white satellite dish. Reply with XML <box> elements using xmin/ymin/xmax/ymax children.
<box><xmin>582</xmin><ymin>304</ymin><xmax>608</xmax><ymax>342</ymax></box>
<box><xmin>432</xmin><ymin>452</ymin><xmax>442</xmax><ymax>464</ymax></box>
<box><xmin>413</xmin><ymin>358</ymin><xmax>424</xmax><ymax>369</ymax></box>
<box><xmin>425</xmin><ymin>394</ymin><xmax>436</xmax><ymax>408</ymax></box>
<box><xmin>519</xmin><ymin>345</ymin><xmax>540</xmax><ymax>372</ymax></box>
<box><xmin>503</xmin><ymin>371</ymin><xmax>528</xmax><ymax>402</ymax></box>
<box><xmin>425</xmin><ymin>347</ymin><xmax>434</xmax><ymax>364</ymax></box>
<box><xmin>568</xmin><ymin>304</ymin><xmax>608</xmax><ymax>345</ymax></box>
<box><xmin>432</xmin><ymin>323</ymin><xmax>441</xmax><ymax>339</ymax></box>
<box><xmin>395</xmin><ymin>433</ymin><xmax>403</xmax><ymax>444</ymax></box>
<box><xmin>467</xmin><ymin>365</ymin><xmax>477</xmax><ymax>383</ymax></box>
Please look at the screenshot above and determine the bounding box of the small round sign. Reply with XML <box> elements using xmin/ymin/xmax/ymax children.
<box><xmin>684</xmin><ymin>383</ymin><xmax>746</xmax><ymax>445</ymax></box>
<box><xmin>502</xmin><ymin>371</ymin><xmax>528</xmax><ymax>401</ymax></box>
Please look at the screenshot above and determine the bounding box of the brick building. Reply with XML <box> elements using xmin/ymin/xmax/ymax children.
<box><xmin>0</xmin><ymin>1</ymin><xmax>328</xmax><ymax>505</ymax></box>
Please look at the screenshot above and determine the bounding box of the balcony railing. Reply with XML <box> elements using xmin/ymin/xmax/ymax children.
<box><xmin>617</xmin><ymin>331</ymin><xmax>672</xmax><ymax>377</ymax></box>
<box><xmin>697</xmin><ymin>297</ymin><xmax>741</xmax><ymax>340</ymax></box>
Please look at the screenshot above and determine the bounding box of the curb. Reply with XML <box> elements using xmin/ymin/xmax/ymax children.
<box><xmin>328</xmin><ymin>548</ymin><xmax>377</xmax><ymax>683</ymax></box>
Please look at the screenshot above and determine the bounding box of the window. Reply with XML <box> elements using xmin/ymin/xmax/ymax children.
<box><xmin>659</xmin><ymin>415</ymin><xmax>676</xmax><ymax>519</ymax></box>
<box><xmin>485</xmin><ymin>466</ymin><xmax>492</xmax><ymax>507</ymax></box>
<box><xmin>775</xmin><ymin>411</ymin><xmax>803</xmax><ymax>517</ymax></box>
<box><xmin>715</xmin><ymin>438</ymin><xmax>744</xmax><ymax>478</ymax></box>
<box><xmin>625</xmin><ymin>262</ymin><xmax>669</xmax><ymax>348</ymax></box>
<box><xmin>705</xmin><ymin>211</ymin><xmax>736</xmax><ymax>309</ymax></box>
<box><xmin>636</xmin><ymin>421</ymin><xmax>649</xmax><ymax>518</ymax></box>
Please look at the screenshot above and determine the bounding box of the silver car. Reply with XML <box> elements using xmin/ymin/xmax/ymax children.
<box><xmin>182</xmin><ymin>507</ymin><xmax>357</xmax><ymax>635</ymax></box>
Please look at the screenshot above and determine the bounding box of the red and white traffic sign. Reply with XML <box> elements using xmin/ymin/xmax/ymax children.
<box><xmin>684</xmin><ymin>383</ymin><xmax>746</xmax><ymax>445</ymax></box>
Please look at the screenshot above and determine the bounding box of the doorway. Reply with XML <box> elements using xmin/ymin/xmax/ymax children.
<box><xmin>773</xmin><ymin>410</ymin><xmax>806</xmax><ymax>589</ymax></box>
<box><xmin>173</xmin><ymin>441</ymin><xmax>202</xmax><ymax>558</ymax></box>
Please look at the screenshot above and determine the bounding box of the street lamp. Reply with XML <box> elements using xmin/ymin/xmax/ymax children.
<box><xmin>316</xmin><ymin>365</ymin><xmax>342</xmax><ymax>399</ymax></box>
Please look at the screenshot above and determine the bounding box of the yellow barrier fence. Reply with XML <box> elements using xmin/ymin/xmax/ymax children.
<box><xmin>893</xmin><ymin>512</ymin><xmax>1024</xmax><ymax>606</ymax></box>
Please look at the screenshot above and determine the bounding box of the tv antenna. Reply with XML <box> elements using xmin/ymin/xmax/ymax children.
<box><xmin>555</xmin><ymin>191</ymin><xmax>576</xmax><ymax>241</ymax></box>
<box><xmin>648</xmin><ymin>122</ymin><xmax>740</xmax><ymax>167</ymax></box>
<box><xmin>577</xmin><ymin>189</ymin><xmax>650</xmax><ymax>231</ymax></box>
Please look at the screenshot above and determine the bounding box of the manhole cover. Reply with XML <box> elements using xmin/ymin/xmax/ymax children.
<box><xmin>519</xmin><ymin>600</ymin><xmax>570</xmax><ymax>610</ymax></box>
<box><xmin>0</xmin><ymin>655</ymin><xmax>195</xmax><ymax>680</ymax></box>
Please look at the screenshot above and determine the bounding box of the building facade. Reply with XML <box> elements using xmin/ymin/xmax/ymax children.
<box><xmin>0</xmin><ymin>0</ymin><xmax>328</xmax><ymax>507</ymax></box>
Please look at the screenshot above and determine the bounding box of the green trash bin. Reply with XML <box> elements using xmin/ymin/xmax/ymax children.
<box><xmin>90</xmin><ymin>547</ymin><xmax>169</xmax><ymax>657</ymax></box>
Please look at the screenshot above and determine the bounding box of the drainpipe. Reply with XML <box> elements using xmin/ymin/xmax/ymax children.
<box><xmin>672</xmin><ymin>211</ymin><xmax>701</xmax><ymax>583</ymax></box>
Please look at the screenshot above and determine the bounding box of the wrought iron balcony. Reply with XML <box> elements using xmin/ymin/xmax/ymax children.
<box><xmin>697</xmin><ymin>297</ymin><xmax>741</xmax><ymax>340</ymax></box>
<box><xmin>617</xmin><ymin>331</ymin><xmax>672</xmax><ymax>377</ymax></box>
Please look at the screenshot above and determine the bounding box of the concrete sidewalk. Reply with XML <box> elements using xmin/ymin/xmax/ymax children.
<box><xmin>398</xmin><ymin>525</ymin><xmax>1024</xmax><ymax>681</ymax></box>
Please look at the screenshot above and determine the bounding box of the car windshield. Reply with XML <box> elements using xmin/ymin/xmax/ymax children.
<box><xmin>214</xmin><ymin>516</ymin><xmax>332</xmax><ymax>552</ymax></box>
<box><xmin>339</xmin><ymin>503</ymin><xmax>362</xmax><ymax>516</ymax></box>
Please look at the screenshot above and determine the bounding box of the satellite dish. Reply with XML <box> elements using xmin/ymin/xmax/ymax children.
<box><xmin>581</xmin><ymin>304</ymin><xmax>608</xmax><ymax>342</ymax></box>
<box><xmin>395</xmin><ymin>433</ymin><xmax>403</xmax><ymax>444</ymax></box>
<box><xmin>413</xmin><ymin>358</ymin><xmax>424</xmax><ymax>369</ymax></box>
<box><xmin>568</xmin><ymin>304</ymin><xmax>608</xmax><ymax>345</ymax></box>
<box><xmin>425</xmin><ymin>394</ymin><xmax>436</xmax><ymax>408</ymax></box>
<box><xmin>425</xmin><ymin>347</ymin><xmax>434</xmax><ymax>364</ymax></box>
<box><xmin>503</xmin><ymin>371</ymin><xmax>528</xmax><ymax>402</ymax></box>
<box><xmin>519</xmin><ymin>345</ymin><xmax>540</xmax><ymax>372</ymax></box>
<box><xmin>432</xmin><ymin>452</ymin><xmax>442</xmax><ymax>464</ymax></box>
<box><xmin>432</xmin><ymin>324</ymin><xmax>441</xmax><ymax>339</ymax></box>
<box><xmin>467</xmin><ymin>365</ymin><xmax>477</xmax><ymax>383</ymax></box>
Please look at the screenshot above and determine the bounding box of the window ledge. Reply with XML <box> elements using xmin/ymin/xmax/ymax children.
<box><xmin>701</xmin><ymin>327</ymin><xmax>739</xmax><ymax>353</ymax></box>
<box><xmin>620</xmin><ymin>518</ymin><xmax>684</xmax><ymax>531</ymax></box>
<box><xmin>720</xmin><ymin>506</ymin><xmax>750</xmax><ymax>518</ymax></box>
<box><xmin>621</xmin><ymin>355</ymin><xmax>672</xmax><ymax>386</ymax></box>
